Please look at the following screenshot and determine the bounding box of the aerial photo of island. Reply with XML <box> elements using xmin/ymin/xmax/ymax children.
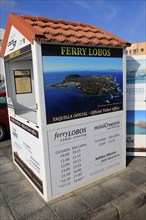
<box><xmin>42</xmin><ymin>56</ymin><xmax>123</xmax><ymax>123</ymax></box>
<box><xmin>127</xmin><ymin>110</ymin><xmax>146</xmax><ymax>135</ymax></box>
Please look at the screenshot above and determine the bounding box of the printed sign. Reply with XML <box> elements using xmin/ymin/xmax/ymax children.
<box><xmin>48</xmin><ymin>116</ymin><xmax>123</xmax><ymax>196</ymax></box>
<box><xmin>4</xmin><ymin>25</ymin><xmax>30</xmax><ymax>56</ymax></box>
<box><xmin>127</xmin><ymin>83</ymin><xmax>146</xmax><ymax>101</ymax></box>
<box><xmin>126</xmin><ymin>107</ymin><xmax>146</xmax><ymax>156</ymax></box>
<box><xmin>127</xmin><ymin>57</ymin><xmax>146</xmax><ymax>85</ymax></box>
<box><xmin>10</xmin><ymin>117</ymin><xmax>43</xmax><ymax>193</ymax></box>
<box><xmin>14</xmin><ymin>70</ymin><xmax>32</xmax><ymax>94</ymax></box>
<box><xmin>126</xmin><ymin>55</ymin><xmax>146</xmax><ymax>156</ymax></box>
<box><xmin>42</xmin><ymin>44</ymin><xmax>123</xmax><ymax>124</ymax></box>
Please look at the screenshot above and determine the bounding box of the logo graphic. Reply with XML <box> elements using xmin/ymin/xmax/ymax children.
<box><xmin>8</xmin><ymin>39</ymin><xmax>17</xmax><ymax>51</ymax></box>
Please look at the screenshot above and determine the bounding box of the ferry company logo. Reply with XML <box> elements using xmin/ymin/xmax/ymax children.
<box><xmin>8</xmin><ymin>39</ymin><xmax>17</xmax><ymax>51</ymax></box>
<box><xmin>54</xmin><ymin>127</ymin><xmax>86</xmax><ymax>140</ymax></box>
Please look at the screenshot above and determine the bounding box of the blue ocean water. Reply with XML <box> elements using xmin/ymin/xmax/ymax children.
<box><xmin>43</xmin><ymin>70</ymin><xmax>123</xmax><ymax>120</ymax></box>
<box><xmin>127</xmin><ymin>125</ymin><xmax>146</xmax><ymax>135</ymax></box>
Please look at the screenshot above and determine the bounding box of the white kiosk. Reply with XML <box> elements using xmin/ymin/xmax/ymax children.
<box><xmin>1</xmin><ymin>14</ymin><xmax>130</xmax><ymax>201</ymax></box>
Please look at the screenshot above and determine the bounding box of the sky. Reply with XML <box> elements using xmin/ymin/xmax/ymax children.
<box><xmin>127</xmin><ymin>110</ymin><xmax>146</xmax><ymax>122</ymax></box>
<box><xmin>0</xmin><ymin>0</ymin><xmax>145</xmax><ymax>44</ymax></box>
<box><xmin>43</xmin><ymin>56</ymin><xmax>122</xmax><ymax>72</ymax></box>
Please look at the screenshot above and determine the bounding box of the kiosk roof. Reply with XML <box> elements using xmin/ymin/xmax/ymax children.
<box><xmin>1</xmin><ymin>14</ymin><xmax>131</xmax><ymax>56</ymax></box>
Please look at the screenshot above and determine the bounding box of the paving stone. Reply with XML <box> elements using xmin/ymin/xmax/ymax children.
<box><xmin>124</xmin><ymin>204</ymin><xmax>146</xmax><ymax>220</ymax></box>
<box><xmin>10</xmin><ymin>192</ymin><xmax>46</xmax><ymax>219</ymax></box>
<box><xmin>20</xmin><ymin>206</ymin><xmax>58</xmax><ymax>220</ymax></box>
<box><xmin>80</xmin><ymin>202</ymin><xmax>119</xmax><ymax>220</ymax></box>
<box><xmin>0</xmin><ymin>155</ymin><xmax>11</xmax><ymax>166</ymax></box>
<box><xmin>139</xmin><ymin>182</ymin><xmax>146</xmax><ymax>193</ymax></box>
<box><xmin>47</xmin><ymin>191</ymin><xmax>74</xmax><ymax>206</ymax></box>
<box><xmin>1</xmin><ymin>179</ymin><xmax>35</xmax><ymax>201</ymax></box>
<box><xmin>0</xmin><ymin>170</ymin><xmax>24</xmax><ymax>185</ymax></box>
<box><xmin>74</xmin><ymin>184</ymin><xmax>113</xmax><ymax>209</ymax></box>
<box><xmin>118</xmin><ymin>168</ymin><xmax>146</xmax><ymax>186</ymax></box>
<box><xmin>0</xmin><ymin>162</ymin><xmax>14</xmax><ymax>176</ymax></box>
<box><xmin>0</xmin><ymin>150</ymin><xmax>4</xmax><ymax>157</ymax></box>
<box><xmin>0</xmin><ymin>191</ymin><xmax>14</xmax><ymax>220</ymax></box>
<box><xmin>135</xmin><ymin>162</ymin><xmax>146</xmax><ymax>174</ymax></box>
<box><xmin>113</xmin><ymin>188</ymin><xmax>146</xmax><ymax>218</ymax></box>
<box><xmin>127</xmin><ymin>156</ymin><xmax>146</xmax><ymax>167</ymax></box>
<box><xmin>0</xmin><ymin>140</ymin><xmax>11</xmax><ymax>148</ymax></box>
<box><xmin>50</xmin><ymin>195</ymin><xmax>91</xmax><ymax>220</ymax></box>
<box><xmin>1</xmin><ymin>146</ymin><xmax>13</xmax><ymax>160</ymax></box>
<box><xmin>101</xmin><ymin>176</ymin><xmax>135</xmax><ymax>197</ymax></box>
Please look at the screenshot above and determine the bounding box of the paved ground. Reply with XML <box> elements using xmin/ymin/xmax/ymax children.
<box><xmin>0</xmin><ymin>140</ymin><xmax>146</xmax><ymax>220</ymax></box>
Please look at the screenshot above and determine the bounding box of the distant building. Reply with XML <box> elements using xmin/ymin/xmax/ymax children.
<box><xmin>126</xmin><ymin>42</ymin><xmax>146</xmax><ymax>56</ymax></box>
<box><xmin>0</xmin><ymin>28</ymin><xmax>5</xmax><ymax>82</ymax></box>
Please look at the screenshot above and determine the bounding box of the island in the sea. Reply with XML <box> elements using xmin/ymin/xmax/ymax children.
<box><xmin>51</xmin><ymin>74</ymin><xmax>120</xmax><ymax>96</ymax></box>
<box><xmin>135</xmin><ymin>121</ymin><xmax>146</xmax><ymax>129</ymax></box>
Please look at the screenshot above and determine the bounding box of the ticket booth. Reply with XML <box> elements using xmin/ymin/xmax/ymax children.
<box><xmin>1</xmin><ymin>14</ymin><xmax>130</xmax><ymax>201</ymax></box>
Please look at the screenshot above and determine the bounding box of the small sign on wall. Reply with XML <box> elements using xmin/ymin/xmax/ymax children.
<box><xmin>14</xmin><ymin>69</ymin><xmax>32</xmax><ymax>94</ymax></box>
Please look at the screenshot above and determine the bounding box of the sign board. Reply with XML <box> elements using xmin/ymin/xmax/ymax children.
<box><xmin>14</xmin><ymin>70</ymin><xmax>32</xmax><ymax>94</ymax></box>
<box><xmin>10</xmin><ymin>117</ymin><xmax>44</xmax><ymax>193</ymax></box>
<box><xmin>126</xmin><ymin>55</ymin><xmax>146</xmax><ymax>156</ymax></box>
<box><xmin>4</xmin><ymin>25</ymin><xmax>30</xmax><ymax>60</ymax></box>
<box><xmin>42</xmin><ymin>44</ymin><xmax>125</xmax><ymax>197</ymax></box>
<box><xmin>48</xmin><ymin>116</ymin><xmax>123</xmax><ymax>196</ymax></box>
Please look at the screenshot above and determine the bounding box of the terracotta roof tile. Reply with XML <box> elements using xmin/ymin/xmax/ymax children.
<box><xmin>91</xmin><ymin>38</ymin><xmax>100</xmax><ymax>45</ymax></box>
<box><xmin>55</xmin><ymin>35</ymin><xmax>67</xmax><ymax>43</ymax></box>
<box><xmin>0</xmin><ymin>14</ymin><xmax>131</xmax><ymax>57</ymax></box>
<box><xmin>66</xmin><ymin>36</ymin><xmax>79</xmax><ymax>44</ymax></box>
<box><xmin>99</xmin><ymin>39</ymin><xmax>110</xmax><ymax>45</ymax></box>
<box><xmin>80</xmin><ymin>37</ymin><xmax>90</xmax><ymax>44</ymax></box>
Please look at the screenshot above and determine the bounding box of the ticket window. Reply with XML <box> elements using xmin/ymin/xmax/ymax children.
<box><xmin>5</xmin><ymin>53</ymin><xmax>38</xmax><ymax>124</ymax></box>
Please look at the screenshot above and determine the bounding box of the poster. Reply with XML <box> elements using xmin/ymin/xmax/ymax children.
<box><xmin>42</xmin><ymin>45</ymin><xmax>123</xmax><ymax>124</ymax></box>
<box><xmin>126</xmin><ymin>106</ymin><xmax>146</xmax><ymax>156</ymax></box>
<box><xmin>14</xmin><ymin>70</ymin><xmax>32</xmax><ymax>94</ymax></box>
<box><xmin>126</xmin><ymin>55</ymin><xmax>146</xmax><ymax>156</ymax></box>
<box><xmin>10</xmin><ymin>117</ymin><xmax>43</xmax><ymax>193</ymax></box>
<box><xmin>48</xmin><ymin>116</ymin><xmax>123</xmax><ymax>196</ymax></box>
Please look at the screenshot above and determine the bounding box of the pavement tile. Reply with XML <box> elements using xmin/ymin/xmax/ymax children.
<box><xmin>9</xmin><ymin>192</ymin><xmax>46</xmax><ymax>219</ymax></box>
<box><xmin>74</xmin><ymin>184</ymin><xmax>113</xmax><ymax>209</ymax></box>
<box><xmin>0</xmin><ymin>162</ymin><xmax>15</xmax><ymax>176</ymax></box>
<box><xmin>1</xmin><ymin>179</ymin><xmax>35</xmax><ymax>201</ymax></box>
<box><xmin>1</xmin><ymin>146</ymin><xmax>13</xmax><ymax>160</ymax></box>
<box><xmin>79</xmin><ymin>202</ymin><xmax>119</xmax><ymax>220</ymax></box>
<box><xmin>139</xmin><ymin>183</ymin><xmax>146</xmax><ymax>193</ymax></box>
<box><xmin>118</xmin><ymin>168</ymin><xmax>146</xmax><ymax>186</ymax></box>
<box><xmin>127</xmin><ymin>157</ymin><xmax>146</xmax><ymax>167</ymax></box>
<box><xmin>124</xmin><ymin>204</ymin><xmax>146</xmax><ymax>220</ymax></box>
<box><xmin>0</xmin><ymin>191</ymin><xmax>15</xmax><ymax>220</ymax></box>
<box><xmin>0</xmin><ymin>149</ymin><xmax>4</xmax><ymax>156</ymax></box>
<box><xmin>101</xmin><ymin>176</ymin><xmax>136</xmax><ymax>197</ymax></box>
<box><xmin>0</xmin><ymin>155</ymin><xmax>11</xmax><ymax>166</ymax></box>
<box><xmin>50</xmin><ymin>195</ymin><xmax>91</xmax><ymax>220</ymax></box>
<box><xmin>0</xmin><ymin>170</ymin><xmax>25</xmax><ymax>185</ymax></box>
<box><xmin>47</xmin><ymin>192</ymin><xmax>74</xmax><ymax>206</ymax></box>
<box><xmin>112</xmin><ymin>188</ymin><xmax>146</xmax><ymax>218</ymax></box>
<box><xmin>20</xmin><ymin>206</ymin><xmax>58</xmax><ymax>220</ymax></box>
<box><xmin>0</xmin><ymin>140</ymin><xmax>11</xmax><ymax>148</ymax></box>
<box><xmin>135</xmin><ymin>162</ymin><xmax>146</xmax><ymax>174</ymax></box>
